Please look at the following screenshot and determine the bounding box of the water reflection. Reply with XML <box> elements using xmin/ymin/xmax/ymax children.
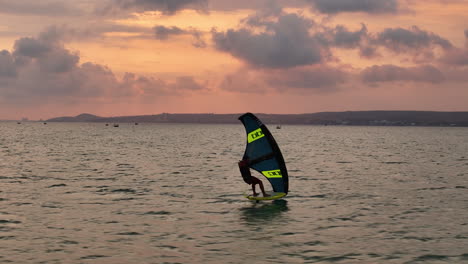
<box><xmin>239</xmin><ymin>200</ymin><xmax>289</xmax><ymax>225</ymax></box>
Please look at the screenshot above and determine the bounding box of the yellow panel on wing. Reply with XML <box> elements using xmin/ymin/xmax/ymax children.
<box><xmin>247</xmin><ymin>128</ymin><xmax>265</xmax><ymax>143</ymax></box>
<box><xmin>262</xmin><ymin>169</ymin><xmax>282</xmax><ymax>178</ymax></box>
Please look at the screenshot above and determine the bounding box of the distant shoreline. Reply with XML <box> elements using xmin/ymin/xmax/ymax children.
<box><xmin>39</xmin><ymin>111</ymin><xmax>468</xmax><ymax>127</ymax></box>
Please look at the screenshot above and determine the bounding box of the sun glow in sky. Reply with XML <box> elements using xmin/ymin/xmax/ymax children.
<box><xmin>0</xmin><ymin>0</ymin><xmax>467</xmax><ymax>120</ymax></box>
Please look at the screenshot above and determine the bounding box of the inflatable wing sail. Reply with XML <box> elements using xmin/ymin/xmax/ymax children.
<box><xmin>239</xmin><ymin>113</ymin><xmax>289</xmax><ymax>194</ymax></box>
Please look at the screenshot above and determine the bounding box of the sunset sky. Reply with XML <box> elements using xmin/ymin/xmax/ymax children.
<box><xmin>1</xmin><ymin>0</ymin><xmax>467</xmax><ymax>120</ymax></box>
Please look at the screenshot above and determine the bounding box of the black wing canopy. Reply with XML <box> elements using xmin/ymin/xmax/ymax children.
<box><xmin>239</xmin><ymin>113</ymin><xmax>289</xmax><ymax>194</ymax></box>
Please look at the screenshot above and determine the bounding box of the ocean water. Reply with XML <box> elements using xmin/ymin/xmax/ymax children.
<box><xmin>0</xmin><ymin>122</ymin><xmax>467</xmax><ymax>264</ymax></box>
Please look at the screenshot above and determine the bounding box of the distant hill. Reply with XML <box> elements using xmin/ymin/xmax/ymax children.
<box><xmin>47</xmin><ymin>113</ymin><xmax>102</xmax><ymax>122</ymax></box>
<box><xmin>46</xmin><ymin>111</ymin><xmax>468</xmax><ymax>126</ymax></box>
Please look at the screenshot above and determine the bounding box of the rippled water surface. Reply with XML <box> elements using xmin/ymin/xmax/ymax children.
<box><xmin>1</xmin><ymin>122</ymin><xmax>467</xmax><ymax>263</ymax></box>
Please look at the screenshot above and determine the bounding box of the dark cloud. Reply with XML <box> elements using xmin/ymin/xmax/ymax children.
<box><xmin>359</xmin><ymin>45</ymin><xmax>379</xmax><ymax>58</ymax></box>
<box><xmin>190</xmin><ymin>30</ymin><xmax>207</xmax><ymax>48</ymax></box>
<box><xmin>10</xmin><ymin>27</ymin><xmax>80</xmax><ymax>73</ymax></box>
<box><xmin>332</xmin><ymin>24</ymin><xmax>368</xmax><ymax>49</ymax></box>
<box><xmin>314</xmin><ymin>24</ymin><xmax>453</xmax><ymax>60</ymax></box>
<box><xmin>14</xmin><ymin>62</ymin><xmax>117</xmax><ymax>98</ymax></box>
<box><xmin>317</xmin><ymin>24</ymin><xmax>369</xmax><ymax>50</ymax></box>
<box><xmin>34</xmin><ymin>23</ymin><xmax>203</xmax><ymax>45</ymax></box>
<box><xmin>361</xmin><ymin>64</ymin><xmax>445</xmax><ymax>83</ymax></box>
<box><xmin>0</xmin><ymin>27</ymin><xmax>205</xmax><ymax>104</ymax></box>
<box><xmin>212</xmin><ymin>13</ymin><xmax>323</xmax><ymax>68</ymax></box>
<box><xmin>3</xmin><ymin>43</ymin><xmax>121</xmax><ymax>99</ymax></box>
<box><xmin>98</xmin><ymin>0</ymin><xmax>208</xmax><ymax>15</ymax></box>
<box><xmin>40</xmin><ymin>24</ymin><xmax>153</xmax><ymax>42</ymax></box>
<box><xmin>13</xmin><ymin>37</ymin><xmax>52</xmax><ymax>58</ymax></box>
<box><xmin>375</xmin><ymin>26</ymin><xmax>453</xmax><ymax>52</ymax></box>
<box><xmin>39</xmin><ymin>49</ymin><xmax>80</xmax><ymax>73</ymax></box>
<box><xmin>0</xmin><ymin>0</ymin><xmax>82</xmax><ymax>16</ymax></box>
<box><xmin>0</xmin><ymin>50</ymin><xmax>16</xmax><ymax>77</ymax></box>
<box><xmin>208</xmin><ymin>0</ymin><xmax>304</xmax><ymax>12</ymax></box>
<box><xmin>212</xmin><ymin>7</ymin><xmax>455</xmax><ymax>69</ymax></box>
<box><xmin>12</xmin><ymin>25</ymin><xmax>78</xmax><ymax>57</ymax></box>
<box><xmin>313</xmin><ymin>23</ymin><xmax>381</xmax><ymax>58</ymax></box>
<box><xmin>154</xmin><ymin>26</ymin><xmax>186</xmax><ymax>40</ymax></box>
<box><xmin>241</xmin><ymin>0</ymin><xmax>284</xmax><ymax>26</ymax></box>
<box><xmin>153</xmin><ymin>25</ymin><xmax>206</xmax><ymax>47</ymax></box>
<box><xmin>306</xmin><ymin>0</ymin><xmax>398</xmax><ymax>14</ymax></box>
<box><xmin>315</xmin><ymin>25</ymin><xmax>454</xmax><ymax>61</ymax></box>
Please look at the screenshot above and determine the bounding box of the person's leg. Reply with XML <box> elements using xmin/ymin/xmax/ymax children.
<box><xmin>258</xmin><ymin>181</ymin><xmax>269</xmax><ymax>197</ymax></box>
<box><xmin>251</xmin><ymin>183</ymin><xmax>259</xmax><ymax>196</ymax></box>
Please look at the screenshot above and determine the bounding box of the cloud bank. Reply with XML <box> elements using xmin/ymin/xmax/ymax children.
<box><xmin>375</xmin><ymin>26</ymin><xmax>452</xmax><ymax>53</ymax></box>
<box><xmin>306</xmin><ymin>0</ymin><xmax>399</xmax><ymax>14</ymax></box>
<box><xmin>361</xmin><ymin>64</ymin><xmax>445</xmax><ymax>84</ymax></box>
<box><xmin>212</xmin><ymin>12</ymin><xmax>324</xmax><ymax>68</ymax></box>
<box><xmin>98</xmin><ymin>0</ymin><xmax>208</xmax><ymax>15</ymax></box>
<box><xmin>0</xmin><ymin>0</ymin><xmax>82</xmax><ymax>16</ymax></box>
<box><xmin>0</xmin><ymin>27</ymin><xmax>204</xmax><ymax>105</ymax></box>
